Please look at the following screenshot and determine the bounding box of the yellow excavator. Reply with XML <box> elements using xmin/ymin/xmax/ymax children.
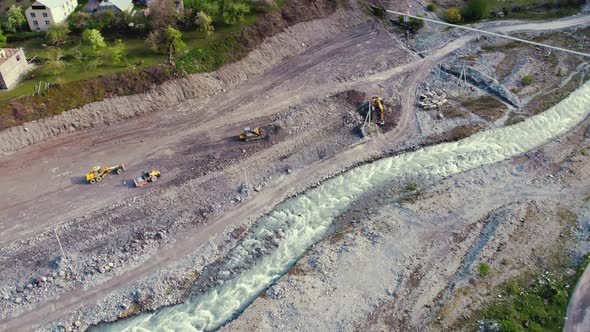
<box><xmin>370</xmin><ymin>96</ymin><xmax>385</xmax><ymax>125</ymax></box>
<box><xmin>86</xmin><ymin>164</ymin><xmax>125</xmax><ymax>184</ymax></box>
<box><xmin>239</xmin><ymin>127</ymin><xmax>265</xmax><ymax>141</ymax></box>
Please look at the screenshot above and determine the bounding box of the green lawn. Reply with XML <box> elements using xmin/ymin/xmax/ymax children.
<box><xmin>0</xmin><ymin>13</ymin><xmax>260</xmax><ymax>107</ymax></box>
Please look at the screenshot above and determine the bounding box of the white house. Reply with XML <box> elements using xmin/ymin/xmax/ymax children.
<box><xmin>25</xmin><ymin>0</ymin><xmax>78</xmax><ymax>32</ymax></box>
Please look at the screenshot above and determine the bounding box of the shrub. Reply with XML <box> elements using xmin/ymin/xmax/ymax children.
<box><xmin>427</xmin><ymin>3</ymin><xmax>436</xmax><ymax>11</ymax></box>
<box><xmin>369</xmin><ymin>5</ymin><xmax>386</xmax><ymax>18</ymax></box>
<box><xmin>404</xmin><ymin>182</ymin><xmax>418</xmax><ymax>191</ymax></box>
<box><xmin>478</xmin><ymin>262</ymin><xmax>491</xmax><ymax>277</ymax></box>
<box><xmin>462</xmin><ymin>0</ymin><xmax>489</xmax><ymax>21</ymax></box>
<box><xmin>521</xmin><ymin>75</ymin><xmax>533</xmax><ymax>86</ymax></box>
<box><xmin>445</xmin><ymin>8</ymin><xmax>462</xmax><ymax>23</ymax></box>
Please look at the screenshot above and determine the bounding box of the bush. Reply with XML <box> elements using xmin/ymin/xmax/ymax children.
<box><xmin>426</xmin><ymin>3</ymin><xmax>436</xmax><ymax>11</ymax></box>
<box><xmin>369</xmin><ymin>5</ymin><xmax>386</xmax><ymax>18</ymax></box>
<box><xmin>399</xmin><ymin>15</ymin><xmax>425</xmax><ymax>32</ymax></box>
<box><xmin>521</xmin><ymin>75</ymin><xmax>533</xmax><ymax>85</ymax></box>
<box><xmin>404</xmin><ymin>182</ymin><xmax>418</xmax><ymax>191</ymax></box>
<box><xmin>445</xmin><ymin>8</ymin><xmax>462</xmax><ymax>23</ymax></box>
<box><xmin>478</xmin><ymin>262</ymin><xmax>491</xmax><ymax>277</ymax></box>
<box><xmin>462</xmin><ymin>0</ymin><xmax>489</xmax><ymax>21</ymax></box>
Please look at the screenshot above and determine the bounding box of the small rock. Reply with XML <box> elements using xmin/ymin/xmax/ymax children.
<box><xmin>74</xmin><ymin>320</ymin><xmax>82</xmax><ymax>327</ymax></box>
<box><xmin>14</xmin><ymin>297</ymin><xmax>22</xmax><ymax>304</ymax></box>
<box><xmin>26</xmin><ymin>283</ymin><xmax>33</xmax><ymax>290</ymax></box>
<box><xmin>41</xmin><ymin>277</ymin><xmax>47</xmax><ymax>282</ymax></box>
<box><xmin>286</xmin><ymin>168</ymin><xmax>292</xmax><ymax>174</ymax></box>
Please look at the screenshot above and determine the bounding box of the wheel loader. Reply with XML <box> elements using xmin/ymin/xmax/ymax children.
<box><xmin>134</xmin><ymin>169</ymin><xmax>161</xmax><ymax>187</ymax></box>
<box><xmin>239</xmin><ymin>127</ymin><xmax>266</xmax><ymax>141</ymax></box>
<box><xmin>86</xmin><ymin>164</ymin><xmax>125</xmax><ymax>184</ymax></box>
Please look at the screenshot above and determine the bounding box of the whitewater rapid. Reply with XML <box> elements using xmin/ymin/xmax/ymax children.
<box><xmin>96</xmin><ymin>81</ymin><xmax>590</xmax><ymax>332</ymax></box>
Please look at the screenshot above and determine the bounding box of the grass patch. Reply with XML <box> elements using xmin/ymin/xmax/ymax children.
<box><xmin>442</xmin><ymin>106</ymin><xmax>470</xmax><ymax>119</ymax></box>
<box><xmin>404</xmin><ymin>182</ymin><xmax>418</xmax><ymax>192</ymax></box>
<box><xmin>527</xmin><ymin>73</ymin><xmax>585</xmax><ymax>115</ymax></box>
<box><xmin>461</xmin><ymin>96</ymin><xmax>508</xmax><ymax>122</ymax></box>
<box><xmin>521</xmin><ymin>75</ymin><xmax>533</xmax><ymax>86</ymax></box>
<box><xmin>479</xmin><ymin>254</ymin><xmax>590</xmax><ymax>332</ymax></box>
<box><xmin>425</xmin><ymin>123</ymin><xmax>485</xmax><ymax>145</ymax></box>
<box><xmin>478</xmin><ymin>262</ymin><xmax>491</xmax><ymax>277</ymax></box>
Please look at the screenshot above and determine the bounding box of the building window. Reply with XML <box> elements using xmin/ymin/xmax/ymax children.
<box><xmin>42</xmin><ymin>12</ymin><xmax>48</xmax><ymax>17</ymax></box>
<box><xmin>32</xmin><ymin>5</ymin><xmax>46</xmax><ymax>9</ymax></box>
<box><xmin>33</xmin><ymin>20</ymin><xmax>39</xmax><ymax>26</ymax></box>
<box><xmin>16</xmin><ymin>55</ymin><xmax>21</xmax><ymax>61</ymax></box>
<box><xmin>30</xmin><ymin>12</ymin><xmax>36</xmax><ymax>18</ymax></box>
<box><xmin>45</xmin><ymin>20</ymin><xmax>50</xmax><ymax>25</ymax></box>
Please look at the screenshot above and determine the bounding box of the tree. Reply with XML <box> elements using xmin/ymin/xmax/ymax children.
<box><xmin>222</xmin><ymin>1</ymin><xmax>251</xmax><ymax>25</ymax></box>
<box><xmin>195</xmin><ymin>11</ymin><xmax>214</xmax><ymax>35</ymax></box>
<box><xmin>82</xmin><ymin>29</ymin><xmax>107</xmax><ymax>57</ymax></box>
<box><xmin>6</xmin><ymin>5</ymin><xmax>26</xmax><ymax>32</ymax></box>
<box><xmin>95</xmin><ymin>9</ymin><xmax>116</xmax><ymax>30</ymax></box>
<box><xmin>145</xmin><ymin>30</ymin><xmax>161</xmax><ymax>52</ymax></box>
<box><xmin>0</xmin><ymin>29</ymin><xmax>6</xmax><ymax>48</ymax></box>
<box><xmin>186</xmin><ymin>0</ymin><xmax>220</xmax><ymax>17</ymax></box>
<box><xmin>165</xmin><ymin>25</ymin><xmax>185</xmax><ymax>63</ymax></box>
<box><xmin>69</xmin><ymin>12</ymin><xmax>94</xmax><ymax>32</ymax></box>
<box><xmin>46</xmin><ymin>23</ymin><xmax>70</xmax><ymax>45</ymax></box>
<box><xmin>111</xmin><ymin>39</ymin><xmax>128</xmax><ymax>65</ymax></box>
<box><xmin>462</xmin><ymin>0</ymin><xmax>489</xmax><ymax>21</ymax></box>
<box><xmin>46</xmin><ymin>46</ymin><xmax>66</xmax><ymax>75</ymax></box>
<box><xmin>445</xmin><ymin>8</ymin><xmax>462</xmax><ymax>23</ymax></box>
<box><xmin>149</xmin><ymin>0</ymin><xmax>177</xmax><ymax>31</ymax></box>
<box><xmin>115</xmin><ymin>10</ymin><xmax>132</xmax><ymax>30</ymax></box>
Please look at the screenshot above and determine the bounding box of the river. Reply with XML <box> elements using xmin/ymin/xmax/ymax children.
<box><xmin>95</xmin><ymin>80</ymin><xmax>590</xmax><ymax>332</ymax></box>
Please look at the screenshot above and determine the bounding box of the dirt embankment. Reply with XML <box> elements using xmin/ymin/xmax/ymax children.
<box><xmin>0</xmin><ymin>0</ymin><xmax>359</xmax><ymax>157</ymax></box>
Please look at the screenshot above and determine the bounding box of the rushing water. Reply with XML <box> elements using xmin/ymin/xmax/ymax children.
<box><xmin>96</xmin><ymin>81</ymin><xmax>590</xmax><ymax>332</ymax></box>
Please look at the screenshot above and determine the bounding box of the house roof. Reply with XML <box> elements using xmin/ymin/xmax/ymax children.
<box><xmin>0</xmin><ymin>48</ymin><xmax>23</xmax><ymax>66</ymax></box>
<box><xmin>34</xmin><ymin>0</ymin><xmax>69</xmax><ymax>8</ymax></box>
<box><xmin>98</xmin><ymin>0</ymin><xmax>132</xmax><ymax>11</ymax></box>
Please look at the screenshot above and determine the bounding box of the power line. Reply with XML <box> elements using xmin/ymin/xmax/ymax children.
<box><xmin>385</xmin><ymin>9</ymin><xmax>590</xmax><ymax>58</ymax></box>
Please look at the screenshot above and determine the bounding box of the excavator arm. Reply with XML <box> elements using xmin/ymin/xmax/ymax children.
<box><xmin>371</xmin><ymin>96</ymin><xmax>385</xmax><ymax>125</ymax></box>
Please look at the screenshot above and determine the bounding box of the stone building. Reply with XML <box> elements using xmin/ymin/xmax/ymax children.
<box><xmin>0</xmin><ymin>49</ymin><xmax>29</xmax><ymax>90</ymax></box>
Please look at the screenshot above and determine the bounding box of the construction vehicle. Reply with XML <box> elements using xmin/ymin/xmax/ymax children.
<box><xmin>370</xmin><ymin>96</ymin><xmax>385</xmax><ymax>125</ymax></box>
<box><xmin>239</xmin><ymin>127</ymin><xmax>265</xmax><ymax>141</ymax></box>
<box><xmin>86</xmin><ymin>165</ymin><xmax>125</xmax><ymax>184</ymax></box>
<box><xmin>133</xmin><ymin>169</ymin><xmax>161</xmax><ymax>187</ymax></box>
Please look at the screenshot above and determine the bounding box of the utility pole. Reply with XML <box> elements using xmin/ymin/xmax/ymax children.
<box><xmin>54</xmin><ymin>228</ymin><xmax>67</xmax><ymax>263</ymax></box>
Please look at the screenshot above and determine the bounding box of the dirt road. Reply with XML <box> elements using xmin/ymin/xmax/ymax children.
<box><xmin>1</xmin><ymin>11</ymin><xmax>589</xmax><ymax>331</ymax></box>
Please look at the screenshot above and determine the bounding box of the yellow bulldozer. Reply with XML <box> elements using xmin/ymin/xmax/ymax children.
<box><xmin>86</xmin><ymin>164</ymin><xmax>125</xmax><ymax>184</ymax></box>
<box><xmin>239</xmin><ymin>127</ymin><xmax>266</xmax><ymax>141</ymax></box>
